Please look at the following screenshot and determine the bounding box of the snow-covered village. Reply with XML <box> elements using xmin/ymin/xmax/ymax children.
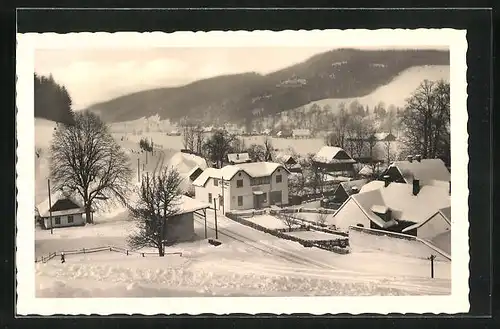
<box><xmin>32</xmin><ymin>45</ymin><xmax>453</xmax><ymax>298</ymax></box>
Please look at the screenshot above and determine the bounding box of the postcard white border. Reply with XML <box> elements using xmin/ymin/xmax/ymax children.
<box><xmin>16</xmin><ymin>29</ymin><xmax>469</xmax><ymax>315</ymax></box>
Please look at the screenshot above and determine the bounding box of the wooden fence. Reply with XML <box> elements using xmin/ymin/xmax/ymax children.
<box><xmin>35</xmin><ymin>245</ymin><xmax>183</xmax><ymax>263</ymax></box>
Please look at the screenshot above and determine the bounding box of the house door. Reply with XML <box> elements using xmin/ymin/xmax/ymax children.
<box><xmin>253</xmin><ymin>194</ymin><xmax>263</xmax><ymax>209</ymax></box>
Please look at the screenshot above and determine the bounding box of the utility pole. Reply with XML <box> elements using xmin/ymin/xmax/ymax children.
<box><xmin>429</xmin><ymin>254</ymin><xmax>436</xmax><ymax>279</ymax></box>
<box><xmin>146</xmin><ymin>148</ymin><xmax>148</xmax><ymax>165</ymax></box>
<box><xmin>213</xmin><ymin>199</ymin><xmax>218</xmax><ymax>240</ymax></box>
<box><xmin>137</xmin><ymin>158</ymin><xmax>140</xmax><ymax>182</ymax></box>
<box><xmin>204</xmin><ymin>209</ymin><xmax>207</xmax><ymax>239</ymax></box>
<box><xmin>221</xmin><ymin>176</ymin><xmax>225</xmax><ymax>215</ymax></box>
<box><xmin>47</xmin><ymin>179</ymin><xmax>53</xmax><ymax>234</ymax></box>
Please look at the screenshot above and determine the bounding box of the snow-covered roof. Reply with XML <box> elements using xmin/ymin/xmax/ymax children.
<box><xmin>227</xmin><ymin>152</ymin><xmax>251</xmax><ymax>164</ymax></box>
<box><xmin>274</xmin><ymin>152</ymin><xmax>297</xmax><ymax>165</ymax></box>
<box><xmin>292</xmin><ymin>129</ymin><xmax>311</xmax><ymax>136</ymax></box>
<box><xmin>348</xmin><ymin>182</ymin><xmax>451</xmax><ymax>226</ymax></box>
<box><xmin>36</xmin><ymin>191</ymin><xmax>84</xmax><ymax>217</ymax></box>
<box><xmin>313</xmin><ymin>146</ymin><xmax>356</xmax><ymax>164</ymax></box>
<box><xmin>175</xmin><ymin>195</ymin><xmax>211</xmax><ymax>215</ymax></box>
<box><xmin>359</xmin><ymin>180</ymin><xmax>386</xmax><ymax>193</ymax></box>
<box><xmin>166</xmin><ymin>152</ymin><xmax>208</xmax><ymax>175</ymax></box>
<box><xmin>389</xmin><ymin>158</ymin><xmax>450</xmax><ymax>184</ymax></box>
<box><xmin>339</xmin><ymin>179</ymin><xmax>368</xmax><ymax>196</ymax></box>
<box><xmin>193</xmin><ymin>162</ymin><xmax>289</xmax><ymax>187</ymax></box>
<box><xmin>373</xmin><ymin>132</ymin><xmax>397</xmax><ymax>141</ymax></box>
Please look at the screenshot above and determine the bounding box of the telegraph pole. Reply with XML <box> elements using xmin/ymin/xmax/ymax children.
<box><xmin>137</xmin><ymin>158</ymin><xmax>140</xmax><ymax>182</ymax></box>
<box><xmin>221</xmin><ymin>176</ymin><xmax>225</xmax><ymax>215</ymax></box>
<box><xmin>47</xmin><ymin>179</ymin><xmax>53</xmax><ymax>234</ymax></box>
<box><xmin>429</xmin><ymin>254</ymin><xmax>436</xmax><ymax>278</ymax></box>
<box><xmin>213</xmin><ymin>199</ymin><xmax>218</xmax><ymax>239</ymax></box>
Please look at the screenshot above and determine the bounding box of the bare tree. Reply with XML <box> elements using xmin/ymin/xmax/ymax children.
<box><xmin>182</xmin><ymin>123</ymin><xmax>195</xmax><ymax>151</ymax></box>
<box><xmin>280</xmin><ymin>212</ymin><xmax>297</xmax><ymax>230</ymax></box>
<box><xmin>305</xmin><ymin>153</ymin><xmax>325</xmax><ymax>195</ymax></box>
<box><xmin>316</xmin><ymin>212</ymin><xmax>328</xmax><ymax>226</ymax></box>
<box><xmin>247</xmin><ymin>143</ymin><xmax>266</xmax><ymax>162</ymax></box>
<box><xmin>128</xmin><ymin>168</ymin><xmax>183</xmax><ymax>256</ymax></box>
<box><xmin>263</xmin><ymin>137</ymin><xmax>275</xmax><ymax>161</ymax></box>
<box><xmin>49</xmin><ymin>111</ymin><xmax>132</xmax><ymax>224</ymax></box>
<box><xmin>194</xmin><ymin>125</ymin><xmax>205</xmax><ymax>155</ymax></box>
<box><xmin>400</xmin><ymin>80</ymin><xmax>450</xmax><ymax>160</ymax></box>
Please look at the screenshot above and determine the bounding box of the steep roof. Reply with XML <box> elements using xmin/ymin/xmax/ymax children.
<box><xmin>348</xmin><ymin>182</ymin><xmax>451</xmax><ymax>226</ymax></box>
<box><xmin>313</xmin><ymin>146</ymin><xmax>356</xmax><ymax>164</ymax></box>
<box><xmin>389</xmin><ymin>158</ymin><xmax>450</xmax><ymax>184</ymax></box>
<box><xmin>359</xmin><ymin>180</ymin><xmax>386</xmax><ymax>193</ymax></box>
<box><xmin>166</xmin><ymin>151</ymin><xmax>208</xmax><ymax>175</ymax></box>
<box><xmin>36</xmin><ymin>193</ymin><xmax>85</xmax><ymax>218</ymax></box>
<box><xmin>193</xmin><ymin>162</ymin><xmax>289</xmax><ymax>187</ymax></box>
<box><xmin>227</xmin><ymin>152</ymin><xmax>251</xmax><ymax>164</ymax></box>
<box><xmin>339</xmin><ymin>179</ymin><xmax>368</xmax><ymax>196</ymax></box>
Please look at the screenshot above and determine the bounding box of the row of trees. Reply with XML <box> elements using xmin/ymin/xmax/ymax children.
<box><xmin>139</xmin><ymin>137</ymin><xmax>154</xmax><ymax>152</ymax></box>
<box><xmin>34</xmin><ymin>74</ymin><xmax>75</xmax><ymax>125</ymax></box>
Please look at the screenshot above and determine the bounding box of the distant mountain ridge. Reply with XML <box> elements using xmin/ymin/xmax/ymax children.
<box><xmin>86</xmin><ymin>49</ymin><xmax>449</xmax><ymax>124</ymax></box>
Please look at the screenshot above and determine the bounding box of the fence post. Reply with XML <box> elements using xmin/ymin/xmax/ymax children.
<box><xmin>126</xmin><ymin>250</ymin><xmax>129</xmax><ymax>255</ymax></box>
<box><xmin>429</xmin><ymin>254</ymin><xmax>436</xmax><ymax>278</ymax></box>
<box><xmin>110</xmin><ymin>247</ymin><xmax>112</xmax><ymax>251</ymax></box>
<box><xmin>142</xmin><ymin>253</ymin><xmax>145</xmax><ymax>257</ymax></box>
<box><xmin>83</xmin><ymin>248</ymin><xmax>86</xmax><ymax>254</ymax></box>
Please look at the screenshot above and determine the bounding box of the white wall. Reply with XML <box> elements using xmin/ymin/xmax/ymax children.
<box><xmin>417</xmin><ymin>212</ymin><xmax>451</xmax><ymax>239</ymax></box>
<box><xmin>44</xmin><ymin>213</ymin><xmax>85</xmax><ymax>229</ymax></box>
<box><xmin>194</xmin><ymin>178</ymin><xmax>229</xmax><ymax>210</ymax></box>
<box><xmin>331</xmin><ymin>199</ymin><xmax>370</xmax><ymax>230</ymax></box>
<box><xmin>227</xmin><ymin>168</ymin><xmax>289</xmax><ymax>211</ymax></box>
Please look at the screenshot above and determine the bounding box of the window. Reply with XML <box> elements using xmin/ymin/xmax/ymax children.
<box><xmin>208</xmin><ymin>193</ymin><xmax>213</xmax><ymax>204</ymax></box>
<box><xmin>250</xmin><ymin>176</ymin><xmax>271</xmax><ymax>186</ymax></box>
<box><xmin>54</xmin><ymin>217</ymin><xmax>61</xmax><ymax>225</ymax></box>
<box><xmin>67</xmin><ymin>215</ymin><xmax>74</xmax><ymax>223</ymax></box>
<box><xmin>276</xmin><ymin>174</ymin><xmax>282</xmax><ymax>183</ymax></box>
<box><xmin>213</xmin><ymin>179</ymin><xmax>219</xmax><ymax>186</ymax></box>
<box><xmin>237</xmin><ymin>179</ymin><xmax>243</xmax><ymax>188</ymax></box>
<box><xmin>238</xmin><ymin>196</ymin><xmax>243</xmax><ymax>206</ymax></box>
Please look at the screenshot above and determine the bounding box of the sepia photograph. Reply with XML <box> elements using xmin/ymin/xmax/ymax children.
<box><xmin>16</xmin><ymin>29</ymin><xmax>468</xmax><ymax>315</ymax></box>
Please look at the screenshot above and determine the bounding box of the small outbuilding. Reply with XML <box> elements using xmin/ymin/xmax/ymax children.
<box><xmin>164</xmin><ymin>195</ymin><xmax>211</xmax><ymax>243</ymax></box>
<box><xmin>37</xmin><ymin>195</ymin><xmax>87</xmax><ymax>229</ymax></box>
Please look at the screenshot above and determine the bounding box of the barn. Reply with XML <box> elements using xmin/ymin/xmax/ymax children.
<box><xmin>163</xmin><ymin>195</ymin><xmax>211</xmax><ymax>243</ymax></box>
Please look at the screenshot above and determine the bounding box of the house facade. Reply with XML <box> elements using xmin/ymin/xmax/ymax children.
<box><xmin>331</xmin><ymin>180</ymin><xmax>451</xmax><ymax>242</ymax></box>
<box><xmin>312</xmin><ymin>146</ymin><xmax>356</xmax><ymax>174</ymax></box>
<box><xmin>193</xmin><ymin>162</ymin><xmax>290</xmax><ymax>212</ymax></box>
<box><xmin>37</xmin><ymin>196</ymin><xmax>87</xmax><ymax>229</ymax></box>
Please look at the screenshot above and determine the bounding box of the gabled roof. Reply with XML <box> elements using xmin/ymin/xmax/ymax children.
<box><xmin>388</xmin><ymin>158</ymin><xmax>450</xmax><ymax>184</ymax></box>
<box><xmin>347</xmin><ymin>182</ymin><xmax>451</xmax><ymax>226</ymax></box>
<box><xmin>192</xmin><ymin>162</ymin><xmax>289</xmax><ymax>187</ymax></box>
<box><xmin>339</xmin><ymin>179</ymin><xmax>368</xmax><ymax>196</ymax></box>
<box><xmin>359</xmin><ymin>180</ymin><xmax>386</xmax><ymax>193</ymax></box>
<box><xmin>313</xmin><ymin>146</ymin><xmax>356</xmax><ymax>164</ymax></box>
<box><xmin>227</xmin><ymin>152</ymin><xmax>251</xmax><ymax>164</ymax></box>
<box><xmin>175</xmin><ymin>195</ymin><xmax>211</xmax><ymax>215</ymax></box>
<box><xmin>37</xmin><ymin>193</ymin><xmax>85</xmax><ymax>218</ymax></box>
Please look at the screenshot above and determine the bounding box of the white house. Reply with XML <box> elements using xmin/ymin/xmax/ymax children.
<box><xmin>192</xmin><ymin>162</ymin><xmax>290</xmax><ymax>212</ymax></box>
<box><xmin>165</xmin><ymin>151</ymin><xmax>208</xmax><ymax>194</ymax></box>
<box><xmin>292</xmin><ymin>129</ymin><xmax>311</xmax><ymax>139</ymax></box>
<box><xmin>331</xmin><ymin>179</ymin><xmax>451</xmax><ymax>244</ymax></box>
<box><xmin>36</xmin><ymin>194</ymin><xmax>87</xmax><ymax>229</ymax></box>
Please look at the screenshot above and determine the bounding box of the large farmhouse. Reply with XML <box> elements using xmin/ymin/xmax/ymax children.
<box><xmin>193</xmin><ymin>162</ymin><xmax>290</xmax><ymax>212</ymax></box>
<box><xmin>331</xmin><ymin>179</ymin><xmax>451</xmax><ymax>248</ymax></box>
<box><xmin>312</xmin><ymin>146</ymin><xmax>356</xmax><ymax>175</ymax></box>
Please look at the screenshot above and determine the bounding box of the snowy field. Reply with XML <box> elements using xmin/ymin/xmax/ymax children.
<box><xmin>112</xmin><ymin>132</ymin><xmax>325</xmax><ymax>157</ymax></box>
<box><xmin>35</xmin><ymin>208</ymin><xmax>451</xmax><ymax>297</ymax></box>
<box><xmin>243</xmin><ymin>214</ymin><xmax>299</xmax><ymax>230</ymax></box>
<box><xmin>285</xmin><ymin>230</ymin><xmax>343</xmax><ymax>241</ymax></box>
<box><xmin>294</xmin><ymin>212</ymin><xmax>336</xmax><ymax>224</ymax></box>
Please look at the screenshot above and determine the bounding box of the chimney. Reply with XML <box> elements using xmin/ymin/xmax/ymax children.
<box><xmin>415</xmin><ymin>154</ymin><xmax>422</xmax><ymax>162</ymax></box>
<box><xmin>407</xmin><ymin>155</ymin><xmax>413</xmax><ymax>163</ymax></box>
<box><xmin>351</xmin><ymin>186</ymin><xmax>359</xmax><ymax>194</ymax></box>
<box><xmin>412</xmin><ymin>179</ymin><xmax>420</xmax><ymax>196</ymax></box>
<box><xmin>385</xmin><ymin>209</ymin><xmax>392</xmax><ymax>223</ymax></box>
<box><xmin>383</xmin><ymin>175</ymin><xmax>390</xmax><ymax>187</ymax></box>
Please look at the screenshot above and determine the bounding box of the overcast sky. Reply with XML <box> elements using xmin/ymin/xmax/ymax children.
<box><xmin>35</xmin><ymin>46</ymin><xmax>447</xmax><ymax>110</ymax></box>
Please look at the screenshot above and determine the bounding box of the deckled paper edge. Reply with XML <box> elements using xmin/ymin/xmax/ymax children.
<box><xmin>16</xmin><ymin>29</ymin><xmax>469</xmax><ymax>315</ymax></box>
